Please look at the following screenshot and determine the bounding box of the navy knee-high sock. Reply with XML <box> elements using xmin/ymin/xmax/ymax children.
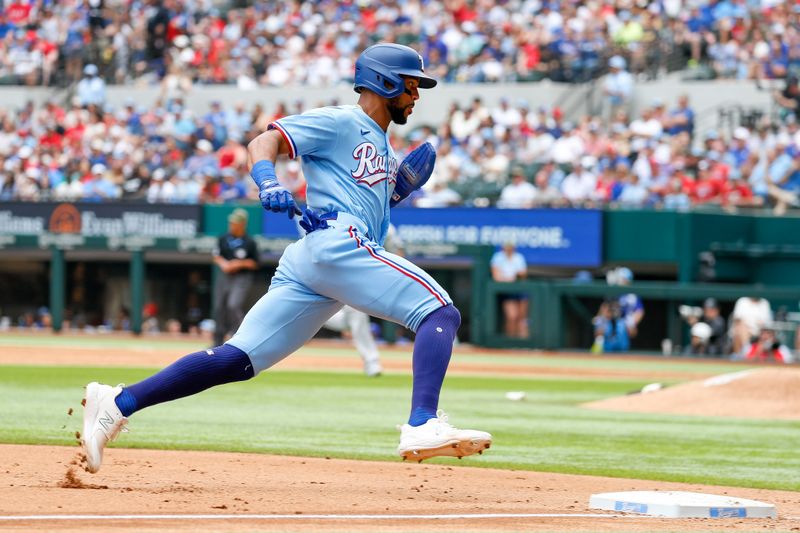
<box><xmin>408</xmin><ymin>305</ymin><xmax>461</xmax><ymax>426</ymax></box>
<box><xmin>114</xmin><ymin>344</ymin><xmax>254</xmax><ymax>417</ymax></box>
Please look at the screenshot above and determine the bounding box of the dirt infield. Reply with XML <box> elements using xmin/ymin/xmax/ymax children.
<box><xmin>584</xmin><ymin>368</ymin><xmax>800</xmax><ymax>420</ymax></box>
<box><xmin>2</xmin><ymin>444</ymin><xmax>799</xmax><ymax>532</ymax></box>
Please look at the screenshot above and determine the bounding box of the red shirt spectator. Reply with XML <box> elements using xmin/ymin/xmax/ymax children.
<box><xmin>691</xmin><ymin>165</ymin><xmax>722</xmax><ymax>203</ymax></box>
<box><xmin>449</xmin><ymin>1</ymin><xmax>478</xmax><ymax>24</ymax></box>
<box><xmin>594</xmin><ymin>169</ymin><xmax>616</xmax><ymax>202</ymax></box>
<box><xmin>722</xmin><ymin>178</ymin><xmax>754</xmax><ymax>206</ymax></box>
<box><xmin>39</xmin><ymin>129</ymin><xmax>63</xmax><ymax>150</ymax></box>
<box><xmin>519</xmin><ymin>42</ymin><xmax>541</xmax><ymax>70</ymax></box>
<box><xmin>678</xmin><ymin>172</ymin><xmax>697</xmax><ymax>198</ymax></box>
<box><xmin>359</xmin><ymin>5</ymin><xmax>377</xmax><ymax>33</ymax></box>
<box><xmin>5</xmin><ymin>1</ymin><xmax>32</xmax><ymax>25</ymax></box>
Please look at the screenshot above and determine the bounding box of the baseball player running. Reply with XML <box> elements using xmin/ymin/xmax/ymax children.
<box><xmin>81</xmin><ymin>43</ymin><xmax>491</xmax><ymax>473</ymax></box>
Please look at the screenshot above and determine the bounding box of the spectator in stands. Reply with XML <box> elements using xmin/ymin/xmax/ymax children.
<box><xmin>602</xmin><ymin>56</ymin><xmax>634</xmax><ymax>122</ymax></box>
<box><xmin>731</xmin><ymin>296</ymin><xmax>773</xmax><ymax>355</ymax></box>
<box><xmin>218</xmin><ymin>167</ymin><xmax>248</xmax><ymax>203</ymax></box>
<box><xmin>617</xmin><ymin>173</ymin><xmax>650</xmax><ymax>207</ymax></box>
<box><xmin>661</xmin><ymin>167</ymin><xmax>692</xmax><ymax>210</ymax></box>
<box><xmin>76</xmin><ymin>65</ymin><xmax>107</xmax><ymax>107</ymax></box>
<box><xmin>174</xmin><ymin>169</ymin><xmax>201</xmax><ymax>204</ymax></box>
<box><xmin>82</xmin><ymin>163</ymin><xmax>120</xmax><ymax>202</ymax></box>
<box><xmin>561</xmin><ymin>155</ymin><xmax>597</xmax><ymax>205</ymax></box>
<box><xmin>416</xmin><ymin>181</ymin><xmax>462</xmax><ymax>208</ymax></box>
<box><xmin>491</xmin><ymin>242</ymin><xmax>529</xmax><ymax>339</ymax></box>
<box><xmin>533</xmin><ymin>162</ymin><xmax>565</xmax><ymax>206</ymax></box>
<box><xmin>775</xmin><ymin>77</ymin><xmax>800</xmax><ymax>120</ymax></box>
<box><xmin>497</xmin><ymin>165</ymin><xmax>537</xmax><ymax>208</ymax></box>
<box><xmin>664</xmin><ymin>94</ymin><xmax>695</xmax><ymax>138</ymax></box>
<box><xmin>146</xmin><ymin>168</ymin><xmax>174</xmax><ymax>204</ymax></box>
<box><xmin>185</xmin><ymin>139</ymin><xmax>218</xmax><ymax>176</ymax></box>
<box><xmin>768</xmin><ymin>147</ymin><xmax>800</xmax><ymax>215</ymax></box>
<box><xmin>279</xmin><ymin>160</ymin><xmax>306</xmax><ymax>205</ymax></box>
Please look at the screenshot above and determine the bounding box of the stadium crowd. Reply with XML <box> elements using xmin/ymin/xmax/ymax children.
<box><xmin>2</xmin><ymin>89</ymin><xmax>800</xmax><ymax>215</ymax></box>
<box><xmin>0</xmin><ymin>1</ymin><xmax>798</xmax><ymax>212</ymax></box>
<box><xmin>0</xmin><ymin>0</ymin><xmax>799</xmax><ymax>88</ymax></box>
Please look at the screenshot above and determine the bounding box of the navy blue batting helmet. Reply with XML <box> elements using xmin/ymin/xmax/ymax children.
<box><xmin>354</xmin><ymin>43</ymin><xmax>437</xmax><ymax>98</ymax></box>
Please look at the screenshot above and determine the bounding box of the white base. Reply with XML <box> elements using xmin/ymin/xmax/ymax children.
<box><xmin>589</xmin><ymin>491</ymin><xmax>776</xmax><ymax>518</ymax></box>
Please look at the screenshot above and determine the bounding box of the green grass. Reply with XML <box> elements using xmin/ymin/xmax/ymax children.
<box><xmin>1</xmin><ymin>365</ymin><xmax>797</xmax><ymax>491</ymax></box>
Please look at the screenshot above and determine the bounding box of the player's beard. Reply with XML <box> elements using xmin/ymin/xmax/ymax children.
<box><xmin>387</xmin><ymin>99</ymin><xmax>410</xmax><ymax>125</ymax></box>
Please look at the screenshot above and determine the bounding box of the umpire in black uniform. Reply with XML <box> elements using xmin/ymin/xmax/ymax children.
<box><xmin>212</xmin><ymin>208</ymin><xmax>258</xmax><ymax>346</ymax></box>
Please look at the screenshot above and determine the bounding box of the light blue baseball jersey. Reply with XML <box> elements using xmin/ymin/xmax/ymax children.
<box><xmin>227</xmin><ymin>104</ymin><xmax>451</xmax><ymax>374</ymax></box>
<box><xmin>269</xmin><ymin>105</ymin><xmax>397</xmax><ymax>244</ymax></box>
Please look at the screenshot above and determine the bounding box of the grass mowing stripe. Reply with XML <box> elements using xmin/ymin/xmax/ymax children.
<box><xmin>1</xmin><ymin>366</ymin><xmax>797</xmax><ymax>491</ymax></box>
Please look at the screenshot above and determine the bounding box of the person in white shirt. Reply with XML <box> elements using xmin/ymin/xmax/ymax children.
<box><xmin>551</xmin><ymin>125</ymin><xmax>585</xmax><ymax>165</ymax></box>
<box><xmin>603</xmin><ymin>55</ymin><xmax>633</xmax><ymax>121</ymax></box>
<box><xmin>146</xmin><ymin>168</ymin><xmax>176</xmax><ymax>204</ymax></box>
<box><xmin>498</xmin><ymin>166</ymin><xmax>537</xmax><ymax>208</ymax></box>
<box><xmin>731</xmin><ymin>296</ymin><xmax>773</xmax><ymax>355</ymax></box>
<box><xmin>561</xmin><ymin>156</ymin><xmax>597</xmax><ymax>205</ymax></box>
<box><xmin>416</xmin><ymin>182</ymin><xmax>462</xmax><ymax>207</ymax></box>
<box><xmin>481</xmin><ymin>143</ymin><xmax>511</xmax><ymax>183</ymax></box>
<box><xmin>76</xmin><ymin>64</ymin><xmax>107</xmax><ymax>107</ymax></box>
<box><xmin>491</xmin><ymin>242</ymin><xmax>528</xmax><ymax>338</ymax></box>
<box><xmin>491</xmin><ymin>97</ymin><xmax>523</xmax><ymax>130</ymax></box>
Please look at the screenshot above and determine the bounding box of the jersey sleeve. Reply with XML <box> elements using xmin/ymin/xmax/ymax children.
<box><xmin>268</xmin><ymin>107</ymin><xmax>340</xmax><ymax>160</ymax></box>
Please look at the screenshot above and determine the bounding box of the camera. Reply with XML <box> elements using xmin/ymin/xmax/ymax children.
<box><xmin>679</xmin><ymin>305</ymin><xmax>703</xmax><ymax>319</ymax></box>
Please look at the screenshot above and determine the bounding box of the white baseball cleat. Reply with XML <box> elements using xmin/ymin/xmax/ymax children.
<box><xmin>364</xmin><ymin>360</ymin><xmax>383</xmax><ymax>377</ymax></box>
<box><xmin>397</xmin><ymin>410</ymin><xmax>491</xmax><ymax>462</ymax></box>
<box><xmin>82</xmin><ymin>382</ymin><xmax>128</xmax><ymax>473</ymax></box>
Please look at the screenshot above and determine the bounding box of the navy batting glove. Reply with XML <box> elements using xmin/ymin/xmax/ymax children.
<box><xmin>258</xmin><ymin>181</ymin><xmax>302</xmax><ymax>218</ymax></box>
<box><xmin>299</xmin><ymin>208</ymin><xmax>330</xmax><ymax>234</ymax></box>
<box><xmin>391</xmin><ymin>142</ymin><xmax>436</xmax><ymax>207</ymax></box>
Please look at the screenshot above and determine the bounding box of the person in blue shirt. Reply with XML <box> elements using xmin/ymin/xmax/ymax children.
<box><xmin>217</xmin><ymin>167</ymin><xmax>248</xmax><ymax>203</ymax></box>
<box><xmin>82</xmin><ymin>163</ymin><xmax>119</xmax><ymax>201</ymax></box>
<box><xmin>768</xmin><ymin>146</ymin><xmax>800</xmax><ymax>215</ymax></box>
<box><xmin>665</xmin><ymin>94</ymin><xmax>695</xmax><ymax>137</ymax></box>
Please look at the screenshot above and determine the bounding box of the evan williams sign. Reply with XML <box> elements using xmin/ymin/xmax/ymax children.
<box><xmin>0</xmin><ymin>202</ymin><xmax>202</xmax><ymax>238</ymax></box>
